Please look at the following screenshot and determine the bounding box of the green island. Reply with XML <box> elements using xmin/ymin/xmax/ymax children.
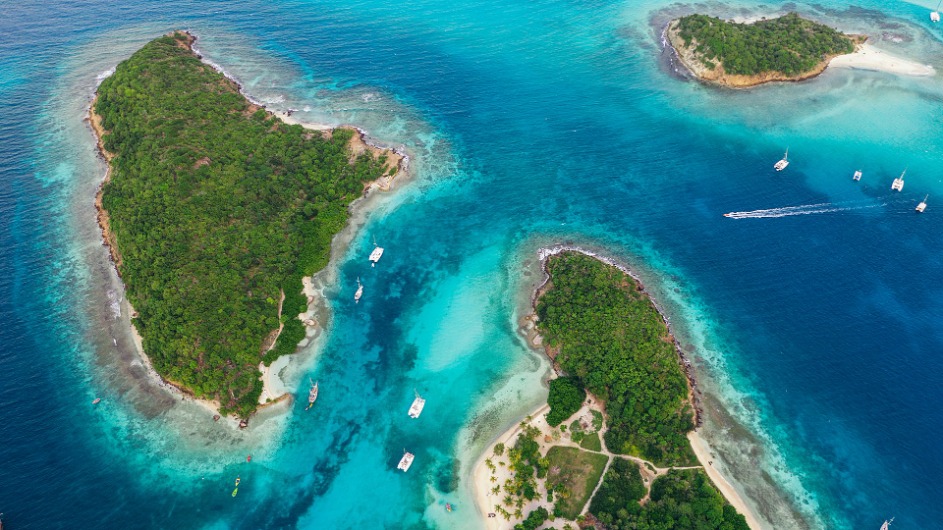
<box><xmin>667</xmin><ymin>13</ymin><xmax>862</xmax><ymax>87</ymax></box>
<box><xmin>476</xmin><ymin>251</ymin><xmax>749</xmax><ymax>529</ymax></box>
<box><xmin>92</xmin><ymin>32</ymin><xmax>400</xmax><ymax>417</ymax></box>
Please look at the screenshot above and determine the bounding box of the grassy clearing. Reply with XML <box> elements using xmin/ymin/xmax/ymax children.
<box><xmin>580</xmin><ymin>432</ymin><xmax>602</xmax><ymax>452</ymax></box>
<box><xmin>545</xmin><ymin>446</ymin><xmax>608</xmax><ymax>519</ymax></box>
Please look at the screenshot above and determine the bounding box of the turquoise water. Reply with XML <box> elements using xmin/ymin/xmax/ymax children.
<box><xmin>2</xmin><ymin>0</ymin><xmax>943</xmax><ymax>528</ymax></box>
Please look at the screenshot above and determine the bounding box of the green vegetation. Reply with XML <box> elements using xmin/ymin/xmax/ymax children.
<box><xmin>676</xmin><ymin>13</ymin><xmax>856</xmax><ymax>76</ymax></box>
<box><xmin>592</xmin><ymin>465</ymin><xmax>749</xmax><ymax>530</ymax></box>
<box><xmin>95</xmin><ymin>32</ymin><xmax>391</xmax><ymax>416</ymax></box>
<box><xmin>547</xmin><ymin>376</ymin><xmax>585</xmax><ymax>426</ymax></box>
<box><xmin>506</xmin><ymin>425</ymin><xmax>546</xmax><ymax>503</ymax></box>
<box><xmin>589</xmin><ymin>458</ymin><xmax>647</xmax><ymax>518</ymax></box>
<box><xmin>545</xmin><ymin>446</ymin><xmax>608</xmax><ymax>520</ymax></box>
<box><xmin>536</xmin><ymin>252</ymin><xmax>695</xmax><ymax>466</ymax></box>
<box><xmin>580</xmin><ymin>432</ymin><xmax>602</xmax><ymax>452</ymax></box>
<box><xmin>591</xmin><ymin>409</ymin><xmax>604</xmax><ymax>431</ymax></box>
<box><xmin>515</xmin><ymin>507</ymin><xmax>549</xmax><ymax>530</ymax></box>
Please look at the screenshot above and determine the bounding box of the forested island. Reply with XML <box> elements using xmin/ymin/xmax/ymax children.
<box><xmin>91</xmin><ymin>31</ymin><xmax>400</xmax><ymax>417</ymax></box>
<box><xmin>474</xmin><ymin>250</ymin><xmax>751</xmax><ymax>529</ymax></box>
<box><xmin>667</xmin><ymin>13</ymin><xmax>863</xmax><ymax>87</ymax></box>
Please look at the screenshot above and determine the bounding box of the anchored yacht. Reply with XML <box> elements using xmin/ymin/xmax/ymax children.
<box><xmin>397</xmin><ymin>450</ymin><xmax>415</xmax><ymax>472</ymax></box>
<box><xmin>408</xmin><ymin>390</ymin><xmax>426</xmax><ymax>419</ymax></box>
<box><xmin>369</xmin><ymin>237</ymin><xmax>384</xmax><ymax>267</ymax></box>
<box><xmin>853</xmin><ymin>170</ymin><xmax>862</xmax><ymax>181</ymax></box>
<box><xmin>306</xmin><ymin>379</ymin><xmax>319</xmax><ymax>410</ymax></box>
<box><xmin>891</xmin><ymin>170</ymin><xmax>905</xmax><ymax>192</ymax></box>
<box><xmin>354</xmin><ymin>277</ymin><xmax>363</xmax><ymax>303</ymax></box>
<box><xmin>774</xmin><ymin>149</ymin><xmax>789</xmax><ymax>171</ymax></box>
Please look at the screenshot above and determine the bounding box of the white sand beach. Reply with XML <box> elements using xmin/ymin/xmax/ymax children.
<box><xmin>688</xmin><ymin>431</ymin><xmax>765</xmax><ymax>530</ymax></box>
<box><xmin>830</xmin><ymin>43</ymin><xmax>935</xmax><ymax>77</ymax></box>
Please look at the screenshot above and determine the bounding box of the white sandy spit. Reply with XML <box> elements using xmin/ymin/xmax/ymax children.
<box><xmin>830</xmin><ymin>43</ymin><xmax>935</xmax><ymax>77</ymax></box>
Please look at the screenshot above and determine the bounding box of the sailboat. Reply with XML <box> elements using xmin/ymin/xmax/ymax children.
<box><xmin>880</xmin><ymin>517</ymin><xmax>894</xmax><ymax>530</ymax></box>
<box><xmin>916</xmin><ymin>195</ymin><xmax>928</xmax><ymax>213</ymax></box>
<box><xmin>306</xmin><ymin>379</ymin><xmax>319</xmax><ymax>410</ymax></box>
<box><xmin>891</xmin><ymin>170</ymin><xmax>906</xmax><ymax>192</ymax></box>
<box><xmin>369</xmin><ymin>236</ymin><xmax>384</xmax><ymax>267</ymax></box>
<box><xmin>853</xmin><ymin>170</ymin><xmax>862</xmax><ymax>181</ymax></box>
<box><xmin>354</xmin><ymin>277</ymin><xmax>363</xmax><ymax>303</ymax></box>
<box><xmin>397</xmin><ymin>450</ymin><xmax>415</xmax><ymax>472</ymax></box>
<box><xmin>408</xmin><ymin>390</ymin><xmax>426</xmax><ymax>419</ymax></box>
<box><xmin>774</xmin><ymin>149</ymin><xmax>789</xmax><ymax>171</ymax></box>
<box><xmin>932</xmin><ymin>1</ymin><xmax>941</xmax><ymax>21</ymax></box>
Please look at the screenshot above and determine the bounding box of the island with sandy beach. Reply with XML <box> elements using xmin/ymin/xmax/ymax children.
<box><xmin>472</xmin><ymin>249</ymin><xmax>757</xmax><ymax>529</ymax></box>
<box><xmin>667</xmin><ymin>13</ymin><xmax>865</xmax><ymax>88</ymax></box>
<box><xmin>90</xmin><ymin>31</ymin><xmax>403</xmax><ymax>418</ymax></box>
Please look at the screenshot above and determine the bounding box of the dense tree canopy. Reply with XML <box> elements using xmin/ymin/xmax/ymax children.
<box><xmin>514</xmin><ymin>507</ymin><xmax>549</xmax><ymax>530</ymax></box>
<box><xmin>591</xmin><ymin>463</ymin><xmax>750</xmax><ymax>530</ymax></box>
<box><xmin>589</xmin><ymin>457</ymin><xmax>647</xmax><ymax>517</ymax></box>
<box><xmin>677</xmin><ymin>13</ymin><xmax>856</xmax><ymax>76</ymax></box>
<box><xmin>95</xmin><ymin>32</ymin><xmax>390</xmax><ymax>416</ymax></box>
<box><xmin>546</xmin><ymin>376</ymin><xmax>585</xmax><ymax>426</ymax></box>
<box><xmin>536</xmin><ymin>252</ymin><xmax>695</xmax><ymax>466</ymax></box>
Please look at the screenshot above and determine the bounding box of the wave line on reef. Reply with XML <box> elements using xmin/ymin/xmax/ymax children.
<box><xmin>724</xmin><ymin>202</ymin><xmax>883</xmax><ymax>219</ymax></box>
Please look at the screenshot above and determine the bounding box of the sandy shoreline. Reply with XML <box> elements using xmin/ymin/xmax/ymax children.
<box><xmin>87</xmin><ymin>31</ymin><xmax>408</xmax><ymax>421</ymax></box>
<box><xmin>688</xmin><ymin>431</ymin><xmax>764</xmax><ymax>530</ymax></box>
<box><xmin>828</xmin><ymin>43</ymin><xmax>935</xmax><ymax>76</ymax></box>
<box><xmin>469</xmin><ymin>246</ymin><xmax>766</xmax><ymax>529</ymax></box>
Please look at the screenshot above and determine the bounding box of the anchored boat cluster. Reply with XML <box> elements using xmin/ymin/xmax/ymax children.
<box><xmin>302</xmin><ymin>239</ymin><xmax>427</xmax><ymax>474</ymax></box>
<box><xmin>773</xmin><ymin>150</ymin><xmax>929</xmax><ymax>213</ymax></box>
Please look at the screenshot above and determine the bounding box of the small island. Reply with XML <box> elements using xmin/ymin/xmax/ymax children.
<box><xmin>91</xmin><ymin>32</ymin><xmax>402</xmax><ymax>417</ymax></box>
<box><xmin>473</xmin><ymin>250</ymin><xmax>756</xmax><ymax>529</ymax></box>
<box><xmin>667</xmin><ymin>13</ymin><xmax>863</xmax><ymax>88</ymax></box>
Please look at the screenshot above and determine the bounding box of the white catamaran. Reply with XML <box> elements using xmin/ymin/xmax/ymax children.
<box><xmin>408</xmin><ymin>390</ymin><xmax>426</xmax><ymax>419</ymax></box>
<box><xmin>306</xmin><ymin>379</ymin><xmax>319</xmax><ymax>411</ymax></box>
<box><xmin>916</xmin><ymin>195</ymin><xmax>928</xmax><ymax>213</ymax></box>
<box><xmin>354</xmin><ymin>277</ymin><xmax>363</xmax><ymax>303</ymax></box>
<box><xmin>397</xmin><ymin>450</ymin><xmax>415</xmax><ymax>472</ymax></box>
<box><xmin>369</xmin><ymin>237</ymin><xmax>384</xmax><ymax>267</ymax></box>
<box><xmin>891</xmin><ymin>170</ymin><xmax>905</xmax><ymax>192</ymax></box>
<box><xmin>774</xmin><ymin>149</ymin><xmax>789</xmax><ymax>171</ymax></box>
<box><xmin>853</xmin><ymin>170</ymin><xmax>862</xmax><ymax>181</ymax></box>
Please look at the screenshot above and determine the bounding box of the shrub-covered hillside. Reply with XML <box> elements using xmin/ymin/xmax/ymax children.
<box><xmin>95</xmin><ymin>32</ymin><xmax>390</xmax><ymax>416</ymax></box>
<box><xmin>536</xmin><ymin>252</ymin><xmax>695</xmax><ymax>466</ymax></box>
<box><xmin>676</xmin><ymin>13</ymin><xmax>856</xmax><ymax>76</ymax></box>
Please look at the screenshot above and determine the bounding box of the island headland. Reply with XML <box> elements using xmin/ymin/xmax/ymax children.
<box><xmin>90</xmin><ymin>31</ymin><xmax>405</xmax><ymax>419</ymax></box>
<box><xmin>472</xmin><ymin>248</ymin><xmax>760</xmax><ymax>529</ymax></box>
<box><xmin>666</xmin><ymin>13</ymin><xmax>865</xmax><ymax>88</ymax></box>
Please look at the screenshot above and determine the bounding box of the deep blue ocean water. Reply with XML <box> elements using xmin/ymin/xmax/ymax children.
<box><xmin>2</xmin><ymin>0</ymin><xmax>943</xmax><ymax>528</ymax></box>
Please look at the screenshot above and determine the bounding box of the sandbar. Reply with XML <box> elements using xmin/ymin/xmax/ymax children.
<box><xmin>828</xmin><ymin>43</ymin><xmax>935</xmax><ymax>77</ymax></box>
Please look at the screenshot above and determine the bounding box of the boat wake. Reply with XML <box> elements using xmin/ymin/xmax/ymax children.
<box><xmin>724</xmin><ymin>202</ymin><xmax>883</xmax><ymax>219</ymax></box>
